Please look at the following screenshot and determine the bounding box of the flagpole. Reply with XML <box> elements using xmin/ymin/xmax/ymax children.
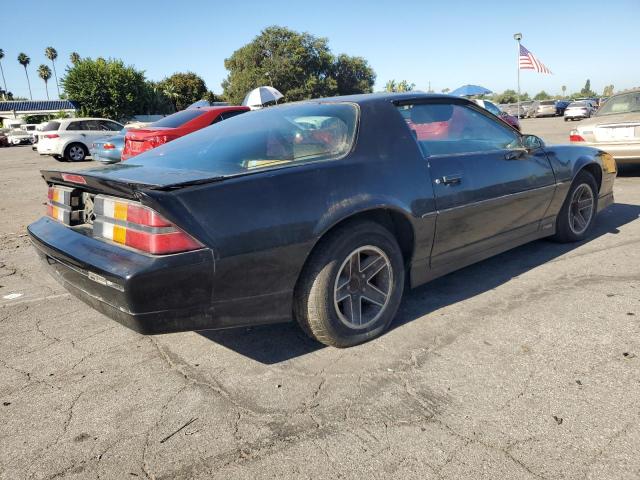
<box><xmin>514</xmin><ymin>33</ymin><xmax>522</xmax><ymax>118</ymax></box>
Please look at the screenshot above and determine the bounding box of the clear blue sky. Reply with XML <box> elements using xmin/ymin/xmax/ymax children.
<box><xmin>2</xmin><ymin>0</ymin><xmax>639</xmax><ymax>100</ymax></box>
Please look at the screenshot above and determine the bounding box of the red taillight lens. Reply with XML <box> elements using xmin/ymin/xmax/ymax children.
<box><xmin>570</xmin><ymin>134</ymin><xmax>586</xmax><ymax>142</ymax></box>
<box><xmin>148</xmin><ymin>135</ymin><xmax>174</xmax><ymax>147</ymax></box>
<box><xmin>93</xmin><ymin>195</ymin><xmax>203</xmax><ymax>254</ymax></box>
<box><xmin>123</xmin><ymin>229</ymin><xmax>202</xmax><ymax>255</ymax></box>
<box><xmin>44</xmin><ymin>134</ymin><xmax>59</xmax><ymax>139</ymax></box>
<box><xmin>103</xmin><ymin>143</ymin><xmax>115</xmax><ymax>150</ymax></box>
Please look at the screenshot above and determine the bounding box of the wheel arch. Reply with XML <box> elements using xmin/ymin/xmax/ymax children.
<box><xmin>295</xmin><ymin>206</ymin><xmax>417</xmax><ymax>292</ymax></box>
<box><xmin>63</xmin><ymin>140</ymin><xmax>89</xmax><ymax>154</ymax></box>
<box><xmin>574</xmin><ymin>160</ymin><xmax>602</xmax><ymax>193</ymax></box>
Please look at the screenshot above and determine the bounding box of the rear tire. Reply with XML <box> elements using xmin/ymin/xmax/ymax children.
<box><xmin>552</xmin><ymin>170</ymin><xmax>598</xmax><ymax>243</ymax></box>
<box><xmin>64</xmin><ymin>143</ymin><xmax>87</xmax><ymax>162</ymax></box>
<box><xmin>294</xmin><ymin>221</ymin><xmax>405</xmax><ymax>348</ymax></box>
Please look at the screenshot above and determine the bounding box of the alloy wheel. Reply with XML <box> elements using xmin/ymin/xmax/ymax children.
<box><xmin>333</xmin><ymin>246</ymin><xmax>393</xmax><ymax>329</ymax></box>
<box><xmin>568</xmin><ymin>183</ymin><xmax>594</xmax><ymax>235</ymax></box>
<box><xmin>69</xmin><ymin>145</ymin><xmax>85</xmax><ymax>161</ymax></box>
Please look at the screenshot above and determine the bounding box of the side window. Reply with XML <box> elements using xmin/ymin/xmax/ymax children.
<box><xmin>67</xmin><ymin>121</ymin><xmax>85</xmax><ymax>131</ymax></box>
<box><xmin>101</xmin><ymin>121</ymin><xmax>121</xmax><ymax>131</ymax></box>
<box><xmin>221</xmin><ymin>110</ymin><xmax>247</xmax><ymax>121</ymax></box>
<box><xmin>83</xmin><ymin>120</ymin><xmax>101</xmax><ymax>130</ymax></box>
<box><xmin>96</xmin><ymin>120</ymin><xmax>116</xmax><ymax>131</ymax></box>
<box><xmin>397</xmin><ymin>103</ymin><xmax>519</xmax><ymax>156</ymax></box>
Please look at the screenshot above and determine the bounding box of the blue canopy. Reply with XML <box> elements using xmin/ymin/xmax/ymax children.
<box><xmin>450</xmin><ymin>85</ymin><xmax>493</xmax><ymax>97</ymax></box>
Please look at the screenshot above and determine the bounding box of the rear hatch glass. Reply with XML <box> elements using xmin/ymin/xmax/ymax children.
<box><xmin>125</xmin><ymin>102</ymin><xmax>359</xmax><ymax>178</ymax></box>
<box><xmin>149</xmin><ymin>110</ymin><xmax>205</xmax><ymax>128</ymax></box>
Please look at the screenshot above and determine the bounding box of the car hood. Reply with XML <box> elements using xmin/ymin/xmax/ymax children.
<box><xmin>578</xmin><ymin>111</ymin><xmax>640</xmax><ymax>129</ymax></box>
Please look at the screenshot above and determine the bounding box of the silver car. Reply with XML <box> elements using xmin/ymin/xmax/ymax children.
<box><xmin>564</xmin><ymin>101</ymin><xmax>593</xmax><ymax>121</ymax></box>
<box><xmin>570</xmin><ymin>89</ymin><xmax>640</xmax><ymax>164</ymax></box>
<box><xmin>529</xmin><ymin>100</ymin><xmax>557</xmax><ymax>118</ymax></box>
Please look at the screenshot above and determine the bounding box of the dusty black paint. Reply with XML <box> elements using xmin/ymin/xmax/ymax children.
<box><xmin>29</xmin><ymin>93</ymin><xmax>616</xmax><ymax>334</ymax></box>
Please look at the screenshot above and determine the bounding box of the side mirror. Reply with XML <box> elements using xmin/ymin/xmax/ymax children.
<box><xmin>522</xmin><ymin>134</ymin><xmax>544</xmax><ymax>150</ymax></box>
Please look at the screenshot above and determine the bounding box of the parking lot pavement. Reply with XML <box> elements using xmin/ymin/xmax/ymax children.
<box><xmin>1</xmin><ymin>128</ymin><xmax>639</xmax><ymax>479</ymax></box>
<box><xmin>520</xmin><ymin>115</ymin><xmax>577</xmax><ymax>145</ymax></box>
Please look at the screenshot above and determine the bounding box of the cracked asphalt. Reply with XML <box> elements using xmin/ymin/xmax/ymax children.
<box><xmin>1</xmin><ymin>117</ymin><xmax>639</xmax><ymax>479</ymax></box>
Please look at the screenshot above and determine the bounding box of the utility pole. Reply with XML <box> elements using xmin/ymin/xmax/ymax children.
<box><xmin>514</xmin><ymin>33</ymin><xmax>522</xmax><ymax>118</ymax></box>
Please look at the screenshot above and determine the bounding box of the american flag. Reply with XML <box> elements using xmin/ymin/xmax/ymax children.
<box><xmin>519</xmin><ymin>44</ymin><xmax>552</xmax><ymax>74</ymax></box>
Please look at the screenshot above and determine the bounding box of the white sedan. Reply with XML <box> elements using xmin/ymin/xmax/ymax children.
<box><xmin>6</xmin><ymin>129</ymin><xmax>33</xmax><ymax>146</ymax></box>
<box><xmin>37</xmin><ymin>118</ymin><xmax>124</xmax><ymax>161</ymax></box>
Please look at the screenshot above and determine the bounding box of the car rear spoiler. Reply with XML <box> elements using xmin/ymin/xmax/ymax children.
<box><xmin>41</xmin><ymin>170</ymin><xmax>227</xmax><ymax>199</ymax></box>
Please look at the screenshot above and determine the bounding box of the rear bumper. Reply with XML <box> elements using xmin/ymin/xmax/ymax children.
<box><xmin>28</xmin><ymin>217</ymin><xmax>217</xmax><ymax>334</ymax></box>
<box><xmin>90</xmin><ymin>149</ymin><xmax>121</xmax><ymax>163</ymax></box>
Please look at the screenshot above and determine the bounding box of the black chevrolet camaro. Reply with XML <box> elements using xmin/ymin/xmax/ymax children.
<box><xmin>28</xmin><ymin>93</ymin><xmax>617</xmax><ymax>347</ymax></box>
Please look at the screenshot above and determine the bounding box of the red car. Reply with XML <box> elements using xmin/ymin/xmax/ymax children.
<box><xmin>121</xmin><ymin>106</ymin><xmax>250</xmax><ymax>160</ymax></box>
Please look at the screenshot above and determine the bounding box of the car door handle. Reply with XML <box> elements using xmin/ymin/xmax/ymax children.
<box><xmin>438</xmin><ymin>174</ymin><xmax>462</xmax><ymax>186</ymax></box>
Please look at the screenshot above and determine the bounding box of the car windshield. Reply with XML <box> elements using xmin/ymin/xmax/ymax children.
<box><xmin>128</xmin><ymin>103</ymin><xmax>359</xmax><ymax>175</ymax></box>
<box><xmin>568</xmin><ymin>102</ymin><xmax>587</xmax><ymax>108</ymax></box>
<box><xmin>41</xmin><ymin>121</ymin><xmax>60</xmax><ymax>131</ymax></box>
<box><xmin>540</xmin><ymin>101</ymin><xmax>555</xmax><ymax>106</ymax></box>
<box><xmin>596</xmin><ymin>92</ymin><xmax>640</xmax><ymax>116</ymax></box>
<box><xmin>150</xmin><ymin>110</ymin><xmax>206</xmax><ymax>128</ymax></box>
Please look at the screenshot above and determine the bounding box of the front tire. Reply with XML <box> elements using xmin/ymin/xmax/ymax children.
<box><xmin>552</xmin><ymin>171</ymin><xmax>598</xmax><ymax>242</ymax></box>
<box><xmin>294</xmin><ymin>221</ymin><xmax>405</xmax><ymax>347</ymax></box>
<box><xmin>64</xmin><ymin>143</ymin><xmax>87</xmax><ymax>162</ymax></box>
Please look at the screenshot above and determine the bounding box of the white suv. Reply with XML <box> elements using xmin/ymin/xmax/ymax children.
<box><xmin>37</xmin><ymin>118</ymin><xmax>124</xmax><ymax>161</ymax></box>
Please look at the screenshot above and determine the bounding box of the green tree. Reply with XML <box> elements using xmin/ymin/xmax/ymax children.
<box><xmin>385</xmin><ymin>79</ymin><xmax>415</xmax><ymax>92</ymax></box>
<box><xmin>0</xmin><ymin>49</ymin><xmax>7</xmax><ymax>99</ymax></box>
<box><xmin>441</xmin><ymin>87</ymin><xmax>450</xmax><ymax>94</ymax></box>
<box><xmin>581</xmin><ymin>79</ymin><xmax>596</xmax><ymax>97</ymax></box>
<box><xmin>37</xmin><ymin>64</ymin><xmax>52</xmax><ymax>100</ymax></box>
<box><xmin>533</xmin><ymin>90</ymin><xmax>551</xmax><ymax>100</ymax></box>
<box><xmin>158</xmin><ymin>72</ymin><xmax>207</xmax><ymax>111</ymax></box>
<box><xmin>204</xmin><ymin>90</ymin><xmax>222</xmax><ymax>104</ymax></box>
<box><xmin>160</xmin><ymin>82</ymin><xmax>180</xmax><ymax>111</ymax></box>
<box><xmin>17</xmin><ymin>53</ymin><xmax>32</xmax><ymax>100</ymax></box>
<box><xmin>494</xmin><ymin>89</ymin><xmax>518</xmax><ymax>104</ymax></box>
<box><xmin>61</xmin><ymin>57</ymin><xmax>149</xmax><ymax>120</ymax></box>
<box><xmin>222</xmin><ymin>26</ymin><xmax>375</xmax><ymax>105</ymax></box>
<box><xmin>69</xmin><ymin>52</ymin><xmax>80</xmax><ymax>65</ymax></box>
<box><xmin>332</xmin><ymin>54</ymin><xmax>375</xmax><ymax>95</ymax></box>
<box><xmin>602</xmin><ymin>84</ymin><xmax>614</xmax><ymax>97</ymax></box>
<box><xmin>45</xmin><ymin>47</ymin><xmax>60</xmax><ymax>97</ymax></box>
<box><xmin>141</xmin><ymin>81</ymin><xmax>174</xmax><ymax>115</ymax></box>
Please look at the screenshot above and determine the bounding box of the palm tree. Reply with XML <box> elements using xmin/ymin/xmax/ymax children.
<box><xmin>44</xmin><ymin>47</ymin><xmax>60</xmax><ymax>98</ymax></box>
<box><xmin>0</xmin><ymin>49</ymin><xmax>7</xmax><ymax>100</ymax></box>
<box><xmin>162</xmin><ymin>83</ymin><xmax>180</xmax><ymax>112</ymax></box>
<box><xmin>38</xmin><ymin>65</ymin><xmax>52</xmax><ymax>100</ymax></box>
<box><xmin>69</xmin><ymin>52</ymin><xmax>80</xmax><ymax>65</ymax></box>
<box><xmin>17</xmin><ymin>53</ymin><xmax>32</xmax><ymax>100</ymax></box>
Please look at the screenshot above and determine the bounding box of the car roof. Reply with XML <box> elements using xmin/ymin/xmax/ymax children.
<box><xmin>300</xmin><ymin>91</ymin><xmax>457</xmax><ymax>106</ymax></box>
<box><xmin>187</xmin><ymin>106</ymin><xmax>249</xmax><ymax>112</ymax></box>
<box><xmin>59</xmin><ymin>117</ymin><xmax>121</xmax><ymax>123</ymax></box>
